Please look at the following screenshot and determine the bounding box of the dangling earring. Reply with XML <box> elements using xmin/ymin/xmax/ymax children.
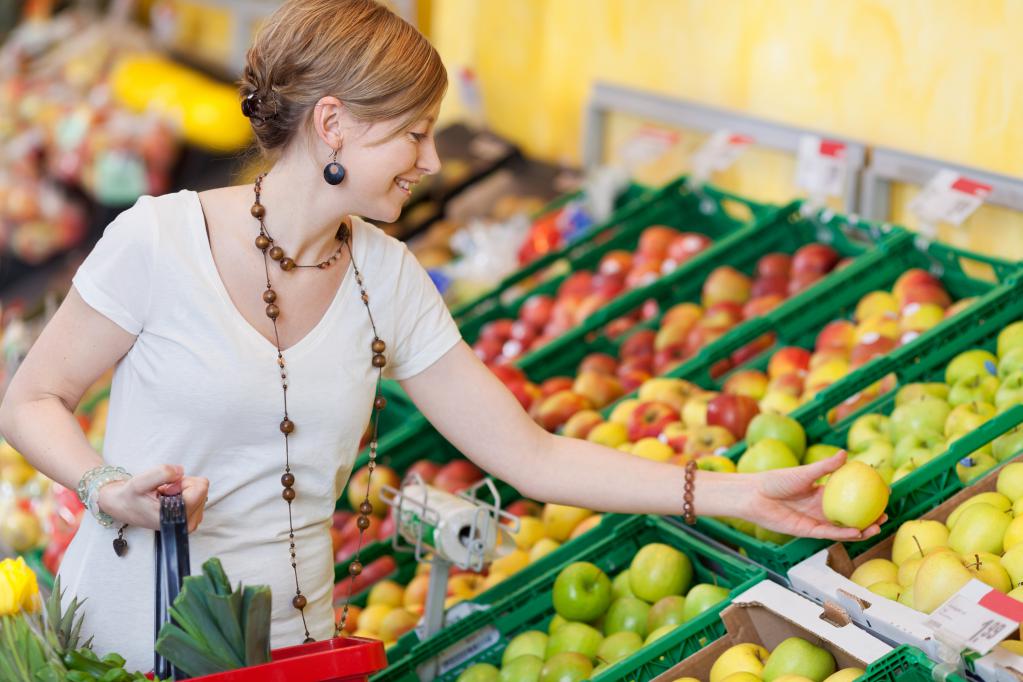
<box><xmin>323</xmin><ymin>148</ymin><xmax>346</xmax><ymax>185</ymax></box>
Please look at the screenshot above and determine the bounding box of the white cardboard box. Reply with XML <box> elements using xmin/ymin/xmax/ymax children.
<box><xmin>649</xmin><ymin>580</ymin><xmax>890</xmax><ymax>681</ymax></box>
<box><xmin>788</xmin><ymin>463</ymin><xmax>1023</xmax><ymax>681</ymax></box>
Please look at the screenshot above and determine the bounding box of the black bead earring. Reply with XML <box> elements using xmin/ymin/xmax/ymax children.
<box><xmin>323</xmin><ymin>148</ymin><xmax>346</xmax><ymax>185</ymax></box>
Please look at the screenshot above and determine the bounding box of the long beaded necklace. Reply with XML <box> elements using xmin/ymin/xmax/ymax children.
<box><xmin>250</xmin><ymin>173</ymin><xmax>386</xmax><ymax>642</ymax></box>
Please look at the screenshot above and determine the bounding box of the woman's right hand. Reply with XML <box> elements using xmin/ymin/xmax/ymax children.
<box><xmin>98</xmin><ymin>464</ymin><xmax>209</xmax><ymax>533</ymax></box>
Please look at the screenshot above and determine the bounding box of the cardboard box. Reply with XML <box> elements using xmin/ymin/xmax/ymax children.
<box><xmin>788</xmin><ymin>459</ymin><xmax>1023</xmax><ymax>681</ymax></box>
<box><xmin>649</xmin><ymin>581</ymin><xmax>890</xmax><ymax>681</ymax></box>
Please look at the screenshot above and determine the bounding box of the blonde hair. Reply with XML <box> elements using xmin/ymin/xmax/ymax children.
<box><xmin>239</xmin><ymin>0</ymin><xmax>447</xmax><ymax>157</ymax></box>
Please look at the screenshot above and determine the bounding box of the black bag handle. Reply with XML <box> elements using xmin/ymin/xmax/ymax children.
<box><xmin>153</xmin><ymin>493</ymin><xmax>191</xmax><ymax>680</ymax></box>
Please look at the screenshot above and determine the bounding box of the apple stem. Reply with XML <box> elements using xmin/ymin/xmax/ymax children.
<box><xmin>913</xmin><ymin>535</ymin><xmax>924</xmax><ymax>559</ymax></box>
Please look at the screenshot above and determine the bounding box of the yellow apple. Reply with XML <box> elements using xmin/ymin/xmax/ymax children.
<box><xmin>868</xmin><ymin>581</ymin><xmax>903</xmax><ymax>601</ymax></box>
<box><xmin>709</xmin><ymin>643</ymin><xmax>769</xmax><ymax>682</ymax></box>
<box><xmin>962</xmin><ymin>552</ymin><xmax>1012</xmax><ymax>592</ymax></box>
<box><xmin>529</xmin><ymin>538</ymin><xmax>561</xmax><ymax>563</ymax></box>
<box><xmin>631</xmin><ymin>437</ymin><xmax>674</xmax><ymax>462</ymax></box>
<box><xmin>490</xmin><ymin>549</ymin><xmax>530</xmax><ymax>576</ymax></box>
<box><xmin>587</xmin><ymin>421</ymin><xmax>628</xmax><ymax>448</ymax></box>
<box><xmin>357</xmin><ymin>604</ymin><xmax>394</xmax><ymax>634</ymax></box>
<box><xmin>511</xmin><ymin>516</ymin><xmax>546</xmax><ymax>551</ymax></box>
<box><xmin>541</xmin><ymin>504</ymin><xmax>593</xmax><ymax>541</ymax></box>
<box><xmin>609</xmin><ymin>399</ymin><xmax>641</xmax><ymax>426</ymax></box>
<box><xmin>947</xmin><ymin>492</ymin><xmax>1013</xmax><ymax>528</ymax></box>
<box><xmin>367</xmin><ymin>580</ymin><xmax>405</xmax><ymax>609</ymax></box>
<box><xmin>891</xmin><ymin>520</ymin><xmax>949</xmax><ymax>565</ymax></box>
<box><xmin>850</xmin><ymin>558</ymin><xmax>898</xmax><ymax>588</ymax></box>
<box><xmin>914</xmin><ymin>551</ymin><xmax>974</xmax><ymax>613</ymax></box>
<box><xmin>822</xmin><ymin>461</ymin><xmax>889</xmax><ymax>530</ymax></box>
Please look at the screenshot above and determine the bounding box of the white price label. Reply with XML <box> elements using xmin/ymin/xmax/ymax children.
<box><xmin>795</xmin><ymin>136</ymin><xmax>848</xmax><ymax>198</ymax></box>
<box><xmin>691</xmin><ymin>130</ymin><xmax>754</xmax><ymax>182</ymax></box>
<box><xmin>617</xmin><ymin>125</ymin><xmax>681</xmax><ymax>169</ymax></box>
<box><xmin>434</xmin><ymin>625</ymin><xmax>501</xmax><ymax>675</ymax></box>
<box><xmin>909</xmin><ymin>169</ymin><xmax>992</xmax><ymax>228</ymax></box>
<box><xmin>922</xmin><ymin>580</ymin><xmax>1023</xmax><ymax>655</ymax></box>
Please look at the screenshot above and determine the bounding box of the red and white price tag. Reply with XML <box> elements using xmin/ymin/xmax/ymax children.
<box><xmin>795</xmin><ymin>135</ymin><xmax>848</xmax><ymax>199</ymax></box>
<box><xmin>909</xmin><ymin>169</ymin><xmax>992</xmax><ymax>228</ymax></box>
<box><xmin>617</xmin><ymin>125</ymin><xmax>681</xmax><ymax>169</ymax></box>
<box><xmin>691</xmin><ymin>130</ymin><xmax>754</xmax><ymax>182</ymax></box>
<box><xmin>922</xmin><ymin>580</ymin><xmax>1023</xmax><ymax>655</ymax></box>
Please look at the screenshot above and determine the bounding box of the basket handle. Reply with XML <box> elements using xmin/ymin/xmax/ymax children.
<box><xmin>154</xmin><ymin>494</ymin><xmax>191</xmax><ymax>681</ymax></box>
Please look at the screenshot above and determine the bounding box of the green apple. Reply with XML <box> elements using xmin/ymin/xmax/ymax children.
<box><xmin>945</xmin><ymin>401</ymin><xmax>997</xmax><ymax>439</ymax></box>
<box><xmin>996</xmin><ymin>371</ymin><xmax>1023</xmax><ymax>412</ymax></box>
<box><xmin>849</xmin><ymin>558</ymin><xmax>898</xmax><ymax>587</ymax></box>
<box><xmin>961</xmin><ymin>552</ymin><xmax>1012</xmax><ymax>592</ymax></box>
<box><xmin>898</xmin><ymin>585</ymin><xmax>915</xmax><ymax>609</ymax></box>
<box><xmin>1000</xmin><ymin>544</ymin><xmax>1023</xmax><ymax>586</ymax></box>
<box><xmin>891</xmin><ymin>520</ymin><xmax>950</xmax><ymax>565</ymax></box>
<box><xmin>850</xmin><ymin>440</ymin><xmax>895</xmax><ymax>469</ymax></box>
<box><xmin>895</xmin><ymin>382</ymin><xmax>949</xmax><ymax>406</ymax></box>
<box><xmin>998</xmin><ymin>322</ymin><xmax>1023</xmax><ymax>358</ymax></box>
<box><xmin>500</xmin><ymin>655</ymin><xmax>543</xmax><ymax>682</ymax></box>
<box><xmin>548</xmin><ymin>614</ymin><xmax>569</xmax><ymax>635</ymax></box>
<box><xmin>999</xmin><ymin>463</ymin><xmax>1023</xmax><ymax>501</ymax></box>
<box><xmin>956</xmin><ymin>452</ymin><xmax>998</xmax><ymax>484</ymax></box>
<box><xmin>822</xmin><ymin>461</ymin><xmax>889</xmax><ymax>530</ymax></box>
<box><xmin>946</xmin><ymin>349</ymin><xmax>998</xmax><ymax>385</ymax></box>
<box><xmin>823</xmin><ymin>670</ymin><xmax>867</xmax><ymax>682</ymax></box>
<box><xmin>868</xmin><ymin>581</ymin><xmax>903</xmax><ymax>601</ymax></box>
<box><xmin>994</xmin><ymin>426</ymin><xmax>1023</xmax><ymax>462</ymax></box>
<box><xmin>545</xmin><ymin>622</ymin><xmax>603</xmax><ymax>660</ymax></box>
<box><xmin>804</xmin><ymin>444</ymin><xmax>841</xmax><ymax>465</ymax></box>
<box><xmin>722</xmin><ymin>516</ymin><xmax>758</xmax><ymax>536</ymax></box>
<box><xmin>643</xmin><ymin>624</ymin><xmax>677</xmax><ymax>645</ymax></box>
<box><xmin>890</xmin><ymin>396</ymin><xmax>951</xmax><ymax>443</ymax></box>
<box><xmin>761</xmin><ymin>637</ymin><xmax>836</xmax><ymax>682</ymax></box>
<box><xmin>946</xmin><ymin>492</ymin><xmax>1012</xmax><ymax>528</ymax></box>
<box><xmin>948</xmin><ymin>503</ymin><xmax>1013</xmax><ymax>554</ymax></box>
<box><xmin>681</xmin><ymin>583</ymin><xmax>729</xmax><ymax>621</ymax></box>
<box><xmin>646</xmin><ymin>595</ymin><xmax>687</xmax><ymax>632</ymax></box>
<box><xmin>458</xmin><ymin>663</ymin><xmax>500</xmax><ymax>682</ymax></box>
<box><xmin>503</xmin><ymin>631</ymin><xmax>549</xmax><ymax>665</ymax></box>
<box><xmin>596</xmin><ymin>631</ymin><xmax>642</xmax><ymax>666</ymax></box>
<box><xmin>893</xmin><ymin>431</ymin><xmax>945</xmax><ymax>468</ymax></box>
<box><xmin>755</xmin><ymin>524</ymin><xmax>794</xmax><ymax>545</ymax></box>
<box><xmin>914</xmin><ymin>550</ymin><xmax>974</xmax><ymax>613</ymax></box>
<box><xmin>737</xmin><ymin>438</ymin><xmax>799</xmax><ymax>473</ymax></box>
<box><xmin>611</xmin><ymin>570</ymin><xmax>635</xmax><ymax>600</ymax></box>
<box><xmin>846</xmin><ymin>414</ymin><xmax>890</xmax><ymax>453</ymax></box>
<box><xmin>998</xmin><ymin>347</ymin><xmax>1023</xmax><ymax>381</ymax></box>
<box><xmin>709</xmin><ymin>643</ymin><xmax>769</xmax><ymax>682</ymax></box>
<box><xmin>948</xmin><ymin>374</ymin><xmax>1000</xmax><ymax>407</ymax></box>
<box><xmin>1015</xmin><ymin>497</ymin><xmax>1023</xmax><ymax>517</ymax></box>
<box><xmin>539</xmin><ymin>652</ymin><xmax>592</xmax><ymax>682</ymax></box>
<box><xmin>629</xmin><ymin>543</ymin><xmax>693</xmax><ymax>602</ymax></box>
<box><xmin>746</xmin><ymin>413</ymin><xmax>807</xmax><ymax>459</ymax></box>
<box><xmin>603</xmin><ymin>597</ymin><xmax>649</xmax><ymax>637</ymax></box>
<box><xmin>552</xmin><ymin>562</ymin><xmax>612</xmax><ymax>622</ymax></box>
<box><xmin>1004</xmin><ymin>515</ymin><xmax>1023</xmax><ymax>551</ymax></box>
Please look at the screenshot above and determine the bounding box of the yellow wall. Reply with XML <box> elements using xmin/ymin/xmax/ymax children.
<box><xmin>430</xmin><ymin>0</ymin><xmax>1023</xmax><ymax>259</ymax></box>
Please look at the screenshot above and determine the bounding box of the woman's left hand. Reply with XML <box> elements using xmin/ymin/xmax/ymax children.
<box><xmin>739</xmin><ymin>451</ymin><xmax>886</xmax><ymax>542</ymax></box>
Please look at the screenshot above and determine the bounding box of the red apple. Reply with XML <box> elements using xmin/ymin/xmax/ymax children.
<box><xmin>473</xmin><ymin>338</ymin><xmax>504</xmax><ymax>363</ymax></box>
<box><xmin>706</xmin><ymin>394</ymin><xmax>760</xmax><ymax>439</ymax></box>
<box><xmin>751</xmin><ymin>274</ymin><xmax>790</xmax><ymax>299</ymax></box>
<box><xmin>663</xmin><ymin>232</ymin><xmax>712</xmax><ymax>272</ymax></box>
<box><xmin>507</xmin><ymin>499</ymin><xmax>543</xmax><ymax>518</ymax></box>
<box><xmin>575</xmin><ymin>292</ymin><xmax>613</xmax><ymax>323</ymax></box>
<box><xmin>742</xmin><ymin>295</ymin><xmax>785</xmax><ymax>321</ymax></box>
<box><xmin>787</xmin><ymin>271</ymin><xmax>823</xmax><ymax>296</ymax></box>
<box><xmin>509</xmin><ymin>319</ymin><xmax>539</xmax><ymax>342</ymax></box>
<box><xmin>604</xmin><ymin>316</ymin><xmax>637</xmax><ymax>339</ymax></box>
<box><xmin>730</xmin><ymin>333</ymin><xmax>775</xmax><ymax>366</ymax></box>
<box><xmin>767</xmin><ymin>372</ymin><xmax>805</xmax><ymax>397</ymax></box>
<box><xmin>508</xmin><ymin>380</ymin><xmax>543</xmax><ymax>411</ymax></box>
<box><xmin>578</xmin><ymin>352</ymin><xmax>619</xmax><ymax>376</ymax></box>
<box><xmin>662</xmin><ymin>302</ymin><xmax>703</xmax><ymax>329</ymax></box>
<box><xmin>900</xmin><ymin>284</ymin><xmax>951</xmax><ymax>309</ymax></box>
<box><xmin>850</xmin><ymin>335</ymin><xmax>897</xmax><ymax>368</ymax></box>
<box><xmin>573</xmin><ymin>370</ymin><xmax>625</xmax><ymax>409</ymax></box>
<box><xmin>500</xmin><ymin>338</ymin><xmax>529</xmax><ymax>361</ymax></box>
<box><xmin>591</xmin><ymin>272</ymin><xmax>627</xmax><ymax>299</ymax></box>
<box><xmin>490</xmin><ymin>364</ymin><xmax>527</xmax><ymax>386</ymax></box>
<box><xmin>684</xmin><ymin>425</ymin><xmax>736</xmax><ymax>455</ymax></box>
<box><xmin>562</xmin><ymin>409</ymin><xmax>605</xmax><ymax>439</ymax></box>
<box><xmin>433</xmin><ymin>460</ymin><xmax>485</xmax><ymax>493</ymax></box>
<box><xmin>683</xmin><ymin>324</ymin><xmax>729</xmax><ymax>359</ymax></box>
<box><xmin>617</xmin><ymin>359</ymin><xmax>653</xmax><ymax>391</ymax></box>
<box><xmin>832</xmin><ymin>391</ymin><xmax>876</xmax><ymax>424</ymax></box>
<box><xmin>892</xmin><ymin>269</ymin><xmax>941</xmax><ymax>303</ymax></box>
<box><xmin>723</xmin><ymin>369</ymin><xmax>769</xmax><ymax>400</ymax></box>
<box><xmin>598</xmin><ymin>250</ymin><xmax>633</xmax><ymax>276</ymax></box>
<box><xmin>405</xmin><ymin>459</ymin><xmax>442</xmax><ymax>485</ymax></box>
<box><xmin>479</xmin><ymin>319</ymin><xmax>514</xmax><ymax>343</ymax></box>
<box><xmin>638</xmin><ymin>225</ymin><xmax>678</xmax><ymax>257</ymax></box>
<box><xmin>347</xmin><ymin>464</ymin><xmax>400</xmax><ymax>515</ymax></box>
<box><xmin>792</xmin><ymin>243</ymin><xmax>840</xmax><ymax>275</ymax></box>
<box><xmin>702</xmin><ymin>266</ymin><xmax>752</xmax><ymax>307</ymax></box>
<box><xmin>540</xmin><ymin>376</ymin><xmax>575</xmax><ymax>397</ymax></box>
<box><xmin>703</xmin><ymin>301</ymin><xmax>744</xmax><ymax>329</ymax></box>
<box><xmin>558</xmin><ymin>271</ymin><xmax>594</xmax><ymax>299</ymax></box>
<box><xmin>520</xmin><ymin>294</ymin><xmax>556</xmax><ymax>328</ymax></box>
<box><xmin>660</xmin><ymin>421</ymin><xmax>689</xmax><ymax>453</ymax></box>
<box><xmin>756</xmin><ymin>252</ymin><xmax>792</xmax><ymax>279</ymax></box>
<box><xmin>815</xmin><ymin>320</ymin><xmax>856</xmax><ymax>352</ymax></box>
<box><xmin>767</xmin><ymin>347</ymin><xmax>811</xmax><ymax>378</ymax></box>
<box><xmin>655</xmin><ymin>318</ymin><xmax>700</xmax><ymax>352</ymax></box>
<box><xmin>653</xmin><ymin>346</ymin><xmax>689</xmax><ymax>375</ymax></box>
<box><xmin>627</xmin><ymin>401</ymin><xmax>681</xmax><ymax>441</ymax></box>
<box><xmin>625</xmin><ymin>261</ymin><xmax>663</xmax><ymax>290</ymax></box>
<box><xmin>532</xmin><ymin>390</ymin><xmax>593</xmax><ymax>432</ymax></box>
<box><xmin>620</xmin><ymin>329</ymin><xmax>657</xmax><ymax>360</ymax></box>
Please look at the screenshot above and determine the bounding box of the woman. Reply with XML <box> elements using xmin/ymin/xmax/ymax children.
<box><xmin>0</xmin><ymin>0</ymin><xmax>880</xmax><ymax>672</ymax></box>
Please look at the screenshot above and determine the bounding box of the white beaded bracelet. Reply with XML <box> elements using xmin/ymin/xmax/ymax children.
<box><xmin>83</xmin><ymin>466</ymin><xmax>131</xmax><ymax>528</ymax></box>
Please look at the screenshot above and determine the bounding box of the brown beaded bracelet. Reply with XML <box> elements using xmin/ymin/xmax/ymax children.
<box><xmin>682</xmin><ymin>459</ymin><xmax>697</xmax><ymax>525</ymax></box>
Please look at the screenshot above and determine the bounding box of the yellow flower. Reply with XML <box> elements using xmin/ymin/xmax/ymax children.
<box><xmin>0</xmin><ymin>557</ymin><xmax>40</xmax><ymax>616</ymax></box>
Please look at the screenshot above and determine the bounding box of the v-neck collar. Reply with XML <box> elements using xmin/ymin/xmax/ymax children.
<box><xmin>188</xmin><ymin>190</ymin><xmax>358</xmax><ymax>359</ymax></box>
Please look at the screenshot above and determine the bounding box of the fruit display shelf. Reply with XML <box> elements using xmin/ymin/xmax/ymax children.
<box><xmin>861</xmin><ymin>645</ymin><xmax>967</xmax><ymax>682</ymax></box>
<box><xmin>691</xmin><ymin>280</ymin><xmax>1023</xmax><ymax>574</ymax></box>
<box><xmin>449</xmin><ymin>181</ymin><xmax>650</xmax><ymax>329</ymax></box>
<box><xmin>375</xmin><ymin>514</ymin><xmax>766</xmax><ymax>682</ymax></box>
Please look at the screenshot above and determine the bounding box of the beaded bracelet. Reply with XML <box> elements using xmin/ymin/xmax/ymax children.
<box><xmin>76</xmin><ymin>465</ymin><xmax>125</xmax><ymax>505</ymax></box>
<box><xmin>682</xmin><ymin>459</ymin><xmax>697</xmax><ymax>525</ymax></box>
<box><xmin>82</xmin><ymin>466</ymin><xmax>131</xmax><ymax>528</ymax></box>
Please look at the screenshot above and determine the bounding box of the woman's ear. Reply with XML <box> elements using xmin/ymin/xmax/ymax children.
<box><xmin>312</xmin><ymin>95</ymin><xmax>346</xmax><ymax>149</ymax></box>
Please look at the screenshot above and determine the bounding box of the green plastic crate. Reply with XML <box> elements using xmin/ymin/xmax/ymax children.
<box><xmin>691</xmin><ymin>279</ymin><xmax>1023</xmax><ymax>574</ymax></box>
<box><xmin>450</xmin><ymin>182</ymin><xmax>650</xmax><ymax>328</ymax></box>
<box><xmin>862</xmin><ymin>645</ymin><xmax>967</xmax><ymax>682</ymax></box>
<box><xmin>375</xmin><ymin>514</ymin><xmax>766</xmax><ymax>682</ymax></box>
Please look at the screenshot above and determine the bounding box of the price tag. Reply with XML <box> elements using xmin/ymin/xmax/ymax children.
<box><xmin>922</xmin><ymin>580</ymin><xmax>1023</xmax><ymax>655</ymax></box>
<box><xmin>691</xmin><ymin>130</ymin><xmax>754</xmax><ymax>183</ymax></box>
<box><xmin>617</xmin><ymin>125</ymin><xmax>681</xmax><ymax>170</ymax></box>
<box><xmin>795</xmin><ymin>136</ymin><xmax>848</xmax><ymax>199</ymax></box>
<box><xmin>909</xmin><ymin>169</ymin><xmax>992</xmax><ymax>228</ymax></box>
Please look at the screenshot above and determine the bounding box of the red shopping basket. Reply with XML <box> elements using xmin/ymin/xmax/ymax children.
<box><xmin>149</xmin><ymin>495</ymin><xmax>386</xmax><ymax>681</ymax></box>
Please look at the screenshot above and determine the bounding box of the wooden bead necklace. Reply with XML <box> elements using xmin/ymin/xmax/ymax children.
<box><xmin>251</xmin><ymin>173</ymin><xmax>386</xmax><ymax>642</ymax></box>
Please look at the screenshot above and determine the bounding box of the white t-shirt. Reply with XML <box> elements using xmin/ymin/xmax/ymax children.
<box><xmin>58</xmin><ymin>189</ymin><xmax>461</xmax><ymax>673</ymax></box>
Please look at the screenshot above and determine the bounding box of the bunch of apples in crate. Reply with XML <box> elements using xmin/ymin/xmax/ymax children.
<box><xmin>845</xmin><ymin>461</ymin><xmax>1023</xmax><ymax>623</ymax></box>
<box><xmin>334</xmin><ymin>498</ymin><xmax>604</xmax><ymax>647</ymax></box>
<box><xmin>454</xmin><ymin>543</ymin><xmax>729</xmax><ymax>682</ymax></box>
<box><xmin>471</xmin><ymin>226</ymin><xmax>715</xmax><ymax>365</ymax></box>
<box><xmin>716</xmin><ymin>268</ymin><xmax>968</xmax><ymax>421</ymax></box>
<box><xmin>666</xmin><ymin>639</ymin><xmax>865</xmax><ymax>682</ymax></box>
